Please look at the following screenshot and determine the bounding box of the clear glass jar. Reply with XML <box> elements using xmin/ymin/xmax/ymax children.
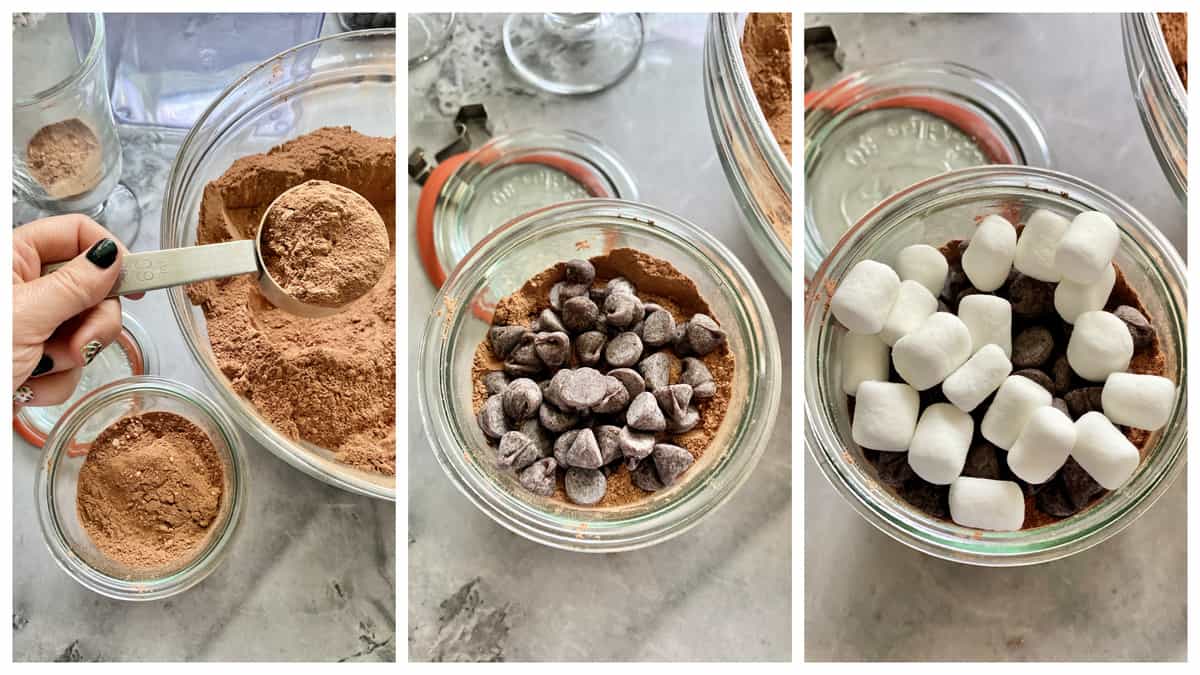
<box><xmin>804</xmin><ymin>166</ymin><xmax>1186</xmax><ymax>566</ymax></box>
<box><xmin>161</xmin><ymin>29</ymin><xmax>395</xmax><ymax>500</ymax></box>
<box><xmin>804</xmin><ymin>60</ymin><xmax>1051</xmax><ymax>279</ymax></box>
<box><xmin>703</xmin><ymin>12</ymin><xmax>792</xmax><ymax>296</ymax></box>
<box><xmin>1122</xmin><ymin>13</ymin><xmax>1187</xmax><ymax>200</ymax></box>
<box><xmin>36</xmin><ymin>377</ymin><xmax>247</xmax><ymax>600</ymax></box>
<box><xmin>418</xmin><ymin>199</ymin><xmax>782</xmax><ymax>552</ymax></box>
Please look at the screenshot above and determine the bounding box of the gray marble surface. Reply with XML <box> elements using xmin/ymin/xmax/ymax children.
<box><xmin>407</xmin><ymin>14</ymin><xmax>791</xmax><ymax>661</ymax></box>
<box><xmin>12</xmin><ymin>47</ymin><xmax>396</xmax><ymax>663</ymax></box>
<box><xmin>804</xmin><ymin>13</ymin><xmax>1186</xmax><ymax>662</ymax></box>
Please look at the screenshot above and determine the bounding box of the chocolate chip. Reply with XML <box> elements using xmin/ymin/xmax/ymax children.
<box><xmin>538</xmin><ymin>402</ymin><xmax>578</xmax><ymax>433</ymax></box>
<box><xmin>544</xmin><ymin>369</ymin><xmax>572</xmax><ymax>408</ymax></box>
<box><xmin>589</xmin><ymin>287</ymin><xmax>608</xmax><ymax>305</ymax></box>
<box><xmin>497</xmin><ymin>431</ymin><xmax>540</xmax><ymax>470</ymax></box>
<box><xmin>606</xmin><ymin>277</ymin><xmax>636</xmax><ymax>297</ymax></box>
<box><xmin>564</xmin><ymin>258</ymin><xmax>596</xmax><ymax>285</ymax></box>
<box><xmin>1113</xmin><ymin>305</ymin><xmax>1155</xmax><ymax>350</ymax></box>
<box><xmin>641</xmin><ymin>310</ymin><xmax>676</xmax><ymax>348</ymax></box>
<box><xmin>1051</xmin><ymin>355</ymin><xmax>1072</xmax><ymax>396</ymax></box>
<box><xmin>654</xmin><ymin>383</ymin><xmax>693</xmax><ymax>421</ymax></box>
<box><xmin>1012</xmin><ymin>326</ymin><xmax>1054</xmax><ymax>368</ymax></box>
<box><xmin>665</xmin><ymin>406</ymin><xmax>700</xmax><ymax>434</ymax></box>
<box><xmin>608</xmin><ymin>368</ymin><xmax>646</xmax><ymax>400</ymax></box>
<box><xmin>898</xmin><ymin>480</ymin><xmax>949</xmax><ymax>519</ymax></box>
<box><xmin>564</xmin><ymin>467</ymin><xmax>607</xmax><ymax>505</ymax></box>
<box><xmin>643</xmin><ymin>302</ymin><xmax>665</xmax><ymax>315</ymax></box>
<box><xmin>638</xmin><ymin>351</ymin><xmax>676</xmax><ymax>391</ymax></box>
<box><xmin>671</xmin><ymin>322</ymin><xmax>691</xmax><ymax>356</ymax></box>
<box><xmin>941</xmin><ymin>265</ymin><xmax>970</xmax><ymax>306</ymax></box>
<box><xmin>605</xmin><ymin>331</ymin><xmax>643</xmax><ymax>368</ymax></box>
<box><xmin>536</xmin><ymin>308</ymin><xmax>566</xmax><ymax>334</ymax></box>
<box><xmin>1036</xmin><ymin>478</ymin><xmax>1078</xmax><ymax>518</ymax></box>
<box><xmin>631</xmin><ymin>460</ymin><xmax>664</xmax><ymax>492</ymax></box>
<box><xmin>562</xmin><ymin>296</ymin><xmax>600</xmax><ymax>333</ymax></box>
<box><xmin>962</xmin><ymin>442</ymin><xmax>1001</xmax><ymax>480</ymax></box>
<box><xmin>477</xmin><ymin>395</ymin><xmax>508</xmax><ymax>440</ymax></box>
<box><xmin>518</xmin><ymin>419</ymin><xmax>553</xmax><ymax>457</ymax></box>
<box><xmin>532</xmin><ymin>331</ymin><xmax>570</xmax><ymax>368</ymax></box>
<box><xmin>502</xmin><ymin>378</ymin><xmax>542</xmax><ymax>421</ymax></box>
<box><xmin>553</xmin><ymin>429</ymin><xmax>581</xmax><ymax>466</ymax></box>
<box><xmin>937</xmin><ymin>299</ymin><xmax>951</xmax><ymax>314</ymax></box>
<box><xmin>595</xmin><ymin>425</ymin><xmax>622</xmax><ymax>465</ymax></box>
<box><xmin>575</xmin><ymin>331</ymin><xmax>606</xmax><ymax>366</ymax></box>
<box><xmin>680</xmin><ymin>357</ymin><xmax>716</xmax><ymax>398</ymax></box>
<box><xmin>489</xmin><ymin>325</ymin><xmax>529</xmax><ymax>360</ymax></box>
<box><xmin>1008</xmin><ymin>273</ymin><xmax>1055</xmax><ymax>317</ymax></box>
<box><xmin>550</xmin><ymin>281</ymin><xmax>589</xmax><ymax>311</ymax></box>
<box><xmin>560</xmin><ymin>367</ymin><xmax>608</xmax><ymax>410</ymax></box>
<box><xmin>559</xmin><ymin>428</ymin><xmax>603</xmax><ymax>469</ymax></box>
<box><xmin>627</xmin><ymin>391</ymin><xmax>667</xmax><ymax>432</ymax></box>
<box><xmin>604</xmin><ymin>291</ymin><xmax>644</xmax><ymax>329</ymax></box>
<box><xmin>1014</xmin><ymin>368</ymin><xmax>1054</xmax><ymax>392</ymax></box>
<box><xmin>1051</xmin><ymin>397</ymin><xmax>1070</xmax><ymax>417</ymax></box>
<box><xmin>686</xmin><ymin>314</ymin><xmax>726</xmax><ymax>356</ymax></box>
<box><xmin>652</xmin><ymin>443</ymin><xmax>694</xmax><ymax>486</ymax></box>
<box><xmin>1064</xmin><ymin>387</ymin><xmax>1104</xmax><ymax>419</ymax></box>
<box><xmin>628</xmin><ymin>320</ymin><xmax>644</xmax><ymax>340</ymax></box>
<box><xmin>519</xmin><ymin>458</ymin><xmax>557</xmax><ymax>496</ymax></box>
<box><xmin>591</xmin><ymin>376</ymin><xmax>630</xmax><ymax>414</ymax></box>
<box><xmin>618</xmin><ymin>426</ymin><xmax>655</xmax><ymax>463</ymax></box>
<box><xmin>869</xmin><ymin>451</ymin><xmax>911</xmax><ymax>488</ymax></box>
<box><xmin>1061</xmin><ymin>457</ymin><xmax>1106</xmax><ymax>510</ymax></box>
<box><xmin>483</xmin><ymin>371</ymin><xmax>509</xmax><ymax>396</ymax></box>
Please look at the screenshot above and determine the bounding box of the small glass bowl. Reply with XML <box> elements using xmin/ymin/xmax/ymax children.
<box><xmin>703</xmin><ymin>12</ymin><xmax>792</xmax><ymax>296</ymax></box>
<box><xmin>419</xmin><ymin>199</ymin><xmax>782</xmax><ymax>552</ymax></box>
<box><xmin>1122</xmin><ymin>12</ymin><xmax>1187</xmax><ymax>201</ymax></box>
<box><xmin>36</xmin><ymin>377</ymin><xmax>247</xmax><ymax>600</ymax></box>
<box><xmin>804</xmin><ymin>166</ymin><xmax>1186</xmax><ymax>566</ymax></box>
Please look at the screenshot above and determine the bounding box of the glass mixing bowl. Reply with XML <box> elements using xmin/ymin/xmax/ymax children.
<box><xmin>419</xmin><ymin>199</ymin><xmax>782</xmax><ymax>552</ymax></box>
<box><xmin>805</xmin><ymin>166</ymin><xmax>1186</xmax><ymax>566</ymax></box>
<box><xmin>703</xmin><ymin>12</ymin><xmax>792</xmax><ymax>295</ymax></box>
<box><xmin>162</xmin><ymin>29</ymin><xmax>396</xmax><ymax>500</ymax></box>
<box><xmin>1122</xmin><ymin>12</ymin><xmax>1187</xmax><ymax>200</ymax></box>
<box><xmin>36</xmin><ymin>377</ymin><xmax>246</xmax><ymax>600</ymax></box>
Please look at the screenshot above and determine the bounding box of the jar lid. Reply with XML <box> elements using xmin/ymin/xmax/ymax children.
<box><xmin>15</xmin><ymin>312</ymin><xmax>158</xmax><ymax>448</ymax></box>
<box><xmin>804</xmin><ymin>60</ymin><xmax>1051</xmax><ymax>278</ymax></box>
<box><xmin>416</xmin><ymin>128</ymin><xmax>637</xmax><ymax>288</ymax></box>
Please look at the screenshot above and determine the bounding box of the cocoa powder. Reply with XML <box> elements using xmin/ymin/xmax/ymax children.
<box><xmin>1158</xmin><ymin>13</ymin><xmax>1187</xmax><ymax>89</ymax></box>
<box><xmin>25</xmin><ymin>117</ymin><xmax>103</xmax><ymax>199</ymax></box>
<box><xmin>741</xmin><ymin>13</ymin><xmax>792</xmax><ymax>162</ymax></box>
<box><xmin>76</xmin><ymin>412</ymin><xmax>224</xmax><ymax>571</ymax></box>
<box><xmin>187</xmin><ymin>127</ymin><xmax>396</xmax><ymax>475</ymax></box>
<box><xmin>260</xmin><ymin>179</ymin><xmax>389</xmax><ymax>308</ymax></box>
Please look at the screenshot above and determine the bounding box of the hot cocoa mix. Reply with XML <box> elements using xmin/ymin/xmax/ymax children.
<box><xmin>25</xmin><ymin>117</ymin><xmax>103</xmax><ymax>199</ymax></box>
<box><xmin>187</xmin><ymin>127</ymin><xmax>396</xmax><ymax>475</ymax></box>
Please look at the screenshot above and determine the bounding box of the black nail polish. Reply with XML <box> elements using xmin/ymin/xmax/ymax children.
<box><xmin>32</xmin><ymin>354</ymin><xmax>53</xmax><ymax>377</ymax></box>
<box><xmin>86</xmin><ymin>238</ymin><xmax>118</xmax><ymax>269</ymax></box>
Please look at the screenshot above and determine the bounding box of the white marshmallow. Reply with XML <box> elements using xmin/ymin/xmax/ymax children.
<box><xmin>908</xmin><ymin>403</ymin><xmax>974</xmax><ymax>485</ymax></box>
<box><xmin>1054</xmin><ymin>262</ymin><xmax>1115</xmax><ymax>324</ymax></box>
<box><xmin>981</xmin><ymin>375</ymin><xmax>1052</xmax><ymax>450</ymax></box>
<box><xmin>957</xmin><ymin>294</ymin><xmax>1013</xmax><ymax>357</ymax></box>
<box><xmin>841</xmin><ymin>332</ymin><xmax>890</xmax><ymax>396</ymax></box>
<box><xmin>1054</xmin><ymin>211</ymin><xmax>1120</xmax><ymax>284</ymax></box>
<box><xmin>831</xmin><ymin>260</ymin><xmax>900</xmax><ymax>335</ymax></box>
<box><xmin>1101</xmin><ymin>372</ymin><xmax>1176</xmax><ymax>430</ymax></box>
<box><xmin>1013</xmin><ymin>209</ymin><xmax>1071</xmax><ymax>282</ymax></box>
<box><xmin>1067</xmin><ymin>311</ymin><xmax>1133</xmax><ymax>382</ymax></box>
<box><xmin>895</xmin><ymin>244</ymin><xmax>949</xmax><ymax>295</ymax></box>
<box><xmin>949</xmin><ymin>477</ymin><xmax>1025</xmax><ymax>531</ymax></box>
<box><xmin>962</xmin><ymin>214</ymin><xmax>1017</xmax><ymax>292</ymax></box>
<box><xmin>942</xmin><ymin>344</ymin><xmax>1013</xmax><ymax>412</ymax></box>
<box><xmin>1008</xmin><ymin>407</ymin><xmax>1077</xmax><ymax>484</ymax></box>
<box><xmin>879</xmin><ymin>280</ymin><xmax>938</xmax><ymax>346</ymax></box>
<box><xmin>1072</xmin><ymin>412</ymin><xmax>1140</xmax><ymax>489</ymax></box>
<box><xmin>892</xmin><ymin>312</ymin><xmax>973</xmax><ymax>391</ymax></box>
<box><xmin>851</xmin><ymin>381</ymin><xmax>920</xmax><ymax>451</ymax></box>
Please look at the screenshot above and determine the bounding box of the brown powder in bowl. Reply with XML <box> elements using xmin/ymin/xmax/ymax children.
<box><xmin>1158</xmin><ymin>13</ymin><xmax>1187</xmax><ymax>89</ymax></box>
<box><xmin>76</xmin><ymin>412</ymin><xmax>224</xmax><ymax>571</ymax></box>
<box><xmin>25</xmin><ymin>118</ymin><xmax>103</xmax><ymax>199</ymax></box>
<box><xmin>741</xmin><ymin>12</ymin><xmax>792</xmax><ymax>162</ymax></box>
<box><xmin>260</xmin><ymin>179</ymin><xmax>389</xmax><ymax>308</ymax></box>
<box><xmin>186</xmin><ymin>127</ymin><xmax>396</xmax><ymax>476</ymax></box>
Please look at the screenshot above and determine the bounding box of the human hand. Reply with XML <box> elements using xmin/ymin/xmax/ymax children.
<box><xmin>12</xmin><ymin>214</ymin><xmax>138</xmax><ymax>406</ymax></box>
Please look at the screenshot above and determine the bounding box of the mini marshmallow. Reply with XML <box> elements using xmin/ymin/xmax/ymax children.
<box><xmin>841</xmin><ymin>332</ymin><xmax>890</xmax><ymax>396</ymax></box>
<box><xmin>942</xmin><ymin>343</ymin><xmax>1012</xmax><ymax>412</ymax></box>
<box><xmin>879</xmin><ymin>280</ymin><xmax>938</xmax><ymax>346</ymax></box>
<box><xmin>1054</xmin><ymin>262</ymin><xmax>1115</xmax><ymax>324</ymax></box>
<box><xmin>1101</xmin><ymin>372</ymin><xmax>1175</xmax><ymax>430</ymax></box>
<box><xmin>1008</xmin><ymin>406</ymin><xmax>1077</xmax><ymax>484</ymax></box>
<box><xmin>895</xmin><ymin>244</ymin><xmax>948</xmax><ymax>295</ymax></box>
<box><xmin>851</xmin><ymin>381</ymin><xmax>919</xmax><ymax>451</ymax></box>
<box><xmin>1013</xmin><ymin>209</ymin><xmax>1071</xmax><ymax>282</ymax></box>
<box><xmin>1055</xmin><ymin>211</ymin><xmax>1120</xmax><ymax>284</ymax></box>
<box><xmin>831</xmin><ymin>260</ymin><xmax>900</xmax><ymax>335</ymax></box>
<box><xmin>949</xmin><ymin>477</ymin><xmax>1025</xmax><ymax>531</ymax></box>
<box><xmin>892</xmin><ymin>312</ymin><xmax>972</xmax><ymax>391</ymax></box>
<box><xmin>962</xmin><ymin>214</ymin><xmax>1017</xmax><ymax>292</ymax></box>
<box><xmin>957</xmin><ymin>294</ymin><xmax>1012</xmax><ymax>357</ymax></box>
<box><xmin>981</xmin><ymin>375</ymin><xmax>1051</xmax><ymax>450</ymax></box>
<box><xmin>908</xmin><ymin>403</ymin><xmax>974</xmax><ymax>485</ymax></box>
<box><xmin>1072</xmin><ymin>412</ymin><xmax>1140</xmax><ymax>489</ymax></box>
<box><xmin>1067</xmin><ymin>311</ymin><xmax>1133</xmax><ymax>382</ymax></box>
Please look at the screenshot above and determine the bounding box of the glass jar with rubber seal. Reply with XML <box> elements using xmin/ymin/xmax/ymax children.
<box><xmin>1121</xmin><ymin>13</ymin><xmax>1187</xmax><ymax>201</ymax></box>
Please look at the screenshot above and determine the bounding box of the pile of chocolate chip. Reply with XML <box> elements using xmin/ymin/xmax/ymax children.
<box><xmin>477</xmin><ymin>258</ymin><xmax>727</xmax><ymax>506</ymax></box>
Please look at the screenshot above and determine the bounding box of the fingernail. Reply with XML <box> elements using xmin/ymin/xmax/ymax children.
<box><xmin>82</xmin><ymin>340</ymin><xmax>105</xmax><ymax>366</ymax></box>
<box><xmin>32</xmin><ymin>354</ymin><xmax>53</xmax><ymax>377</ymax></box>
<box><xmin>14</xmin><ymin>386</ymin><xmax>33</xmax><ymax>404</ymax></box>
<box><xmin>86</xmin><ymin>238</ymin><xmax>118</xmax><ymax>269</ymax></box>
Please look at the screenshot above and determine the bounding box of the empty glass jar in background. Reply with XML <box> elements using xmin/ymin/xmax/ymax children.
<box><xmin>503</xmin><ymin>13</ymin><xmax>645</xmax><ymax>95</ymax></box>
<box><xmin>408</xmin><ymin>13</ymin><xmax>456</xmax><ymax>67</ymax></box>
<box><xmin>12</xmin><ymin>13</ymin><xmax>140</xmax><ymax>244</ymax></box>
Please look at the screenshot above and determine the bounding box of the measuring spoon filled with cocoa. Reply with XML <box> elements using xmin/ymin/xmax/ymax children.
<box><xmin>42</xmin><ymin>179</ymin><xmax>390</xmax><ymax>318</ymax></box>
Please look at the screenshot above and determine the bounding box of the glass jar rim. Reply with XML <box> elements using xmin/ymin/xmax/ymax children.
<box><xmin>14</xmin><ymin>12</ymin><xmax>106</xmax><ymax>108</ymax></box>
<box><xmin>1120</xmin><ymin>12</ymin><xmax>1187</xmax><ymax>201</ymax></box>
<box><xmin>36</xmin><ymin>376</ymin><xmax>248</xmax><ymax>600</ymax></box>
<box><xmin>419</xmin><ymin>198</ymin><xmax>783</xmax><ymax>552</ymax></box>
<box><xmin>804</xmin><ymin>165</ymin><xmax>1186</xmax><ymax>566</ymax></box>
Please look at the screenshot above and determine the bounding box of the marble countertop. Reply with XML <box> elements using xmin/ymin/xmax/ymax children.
<box><xmin>407</xmin><ymin>14</ymin><xmax>791</xmax><ymax>661</ymax></box>
<box><xmin>804</xmin><ymin>13</ymin><xmax>1186</xmax><ymax>662</ymax></box>
<box><xmin>12</xmin><ymin>15</ymin><xmax>395</xmax><ymax>661</ymax></box>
